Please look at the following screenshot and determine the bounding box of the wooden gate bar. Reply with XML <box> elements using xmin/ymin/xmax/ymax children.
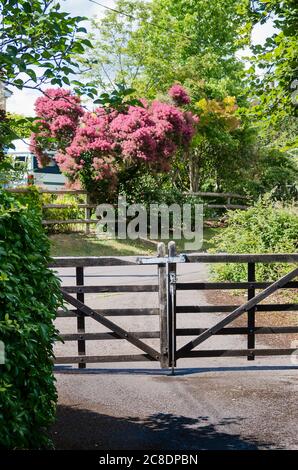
<box><xmin>176</xmin><ymin>266</ymin><xmax>298</xmax><ymax>358</ymax></box>
<box><xmin>61</xmin><ymin>331</ymin><xmax>160</xmax><ymax>340</ymax></box>
<box><xmin>168</xmin><ymin>241</ymin><xmax>177</xmax><ymax>372</ymax></box>
<box><xmin>180</xmin><ymin>348</ymin><xmax>297</xmax><ymax>358</ymax></box>
<box><xmin>60</xmin><ymin>326</ymin><xmax>298</xmax><ymax>340</ymax></box>
<box><xmin>175</xmin><ymin>326</ymin><xmax>298</xmax><ymax>336</ymax></box>
<box><xmin>175</xmin><ymin>304</ymin><xmax>298</xmax><ymax>313</ymax></box>
<box><xmin>76</xmin><ymin>266</ymin><xmax>86</xmax><ymax>369</ymax></box>
<box><xmin>176</xmin><ymin>281</ymin><xmax>298</xmax><ymax>290</ymax></box>
<box><xmin>56</xmin><ymin>307</ymin><xmax>160</xmax><ymax>317</ymax></box>
<box><xmin>247</xmin><ymin>262</ymin><xmax>256</xmax><ymax>361</ymax></box>
<box><xmin>62</xmin><ymin>285</ymin><xmax>158</xmax><ymax>293</ymax></box>
<box><xmin>61</xmin><ymin>290</ymin><xmax>160</xmax><ymax>361</ymax></box>
<box><xmin>55</xmin><ymin>354</ymin><xmax>153</xmax><ymax>364</ymax></box>
<box><xmin>185</xmin><ymin>253</ymin><xmax>298</xmax><ymax>263</ymax></box>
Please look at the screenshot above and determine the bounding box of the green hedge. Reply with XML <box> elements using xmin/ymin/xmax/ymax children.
<box><xmin>209</xmin><ymin>198</ymin><xmax>298</xmax><ymax>282</ymax></box>
<box><xmin>0</xmin><ymin>190</ymin><xmax>62</xmax><ymax>448</ymax></box>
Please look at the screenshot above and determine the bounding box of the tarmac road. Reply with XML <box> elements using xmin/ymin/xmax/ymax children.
<box><xmin>51</xmin><ymin>260</ymin><xmax>298</xmax><ymax>450</ymax></box>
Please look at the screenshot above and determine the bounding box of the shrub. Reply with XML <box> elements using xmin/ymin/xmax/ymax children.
<box><xmin>42</xmin><ymin>193</ymin><xmax>86</xmax><ymax>234</ymax></box>
<box><xmin>12</xmin><ymin>187</ymin><xmax>87</xmax><ymax>234</ymax></box>
<box><xmin>30</xmin><ymin>87</ymin><xmax>198</xmax><ymax>200</ymax></box>
<box><xmin>0</xmin><ymin>190</ymin><xmax>62</xmax><ymax>448</ymax></box>
<box><xmin>209</xmin><ymin>197</ymin><xmax>298</xmax><ymax>281</ymax></box>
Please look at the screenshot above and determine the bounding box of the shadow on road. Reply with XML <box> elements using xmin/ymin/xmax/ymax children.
<box><xmin>54</xmin><ymin>364</ymin><xmax>297</xmax><ymax>376</ymax></box>
<box><xmin>51</xmin><ymin>406</ymin><xmax>275</xmax><ymax>450</ymax></box>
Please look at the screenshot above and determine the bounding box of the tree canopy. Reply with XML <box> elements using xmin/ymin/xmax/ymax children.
<box><xmin>245</xmin><ymin>0</ymin><xmax>298</xmax><ymax>149</ymax></box>
<box><xmin>82</xmin><ymin>0</ymin><xmax>249</xmax><ymax>101</ymax></box>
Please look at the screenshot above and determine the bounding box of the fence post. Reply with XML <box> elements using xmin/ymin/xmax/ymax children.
<box><xmin>247</xmin><ymin>262</ymin><xmax>256</xmax><ymax>360</ymax></box>
<box><xmin>85</xmin><ymin>193</ymin><xmax>91</xmax><ymax>234</ymax></box>
<box><xmin>76</xmin><ymin>266</ymin><xmax>86</xmax><ymax>368</ymax></box>
<box><xmin>158</xmin><ymin>243</ymin><xmax>168</xmax><ymax>368</ymax></box>
<box><xmin>168</xmin><ymin>241</ymin><xmax>177</xmax><ymax>374</ymax></box>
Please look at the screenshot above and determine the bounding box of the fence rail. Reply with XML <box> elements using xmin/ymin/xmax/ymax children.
<box><xmin>8</xmin><ymin>188</ymin><xmax>252</xmax><ymax>232</ymax></box>
<box><xmin>8</xmin><ymin>188</ymin><xmax>93</xmax><ymax>232</ymax></box>
<box><xmin>183</xmin><ymin>191</ymin><xmax>251</xmax><ymax>211</ymax></box>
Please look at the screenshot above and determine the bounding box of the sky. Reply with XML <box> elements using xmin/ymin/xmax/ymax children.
<box><xmin>6</xmin><ymin>0</ymin><xmax>277</xmax><ymax>116</ymax></box>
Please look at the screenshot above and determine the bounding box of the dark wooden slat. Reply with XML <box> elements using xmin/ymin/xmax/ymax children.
<box><xmin>42</xmin><ymin>219</ymin><xmax>98</xmax><ymax>225</ymax></box>
<box><xmin>179</xmin><ymin>349</ymin><xmax>297</xmax><ymax>358</ymax></box>
<box><xmin>50</xmin><ymin>254</ymin><xmax>298</xmax><ymax>267</ymax></box>
<box><xmin>176</xmin><ymin>304</ymin><xmax>298</xmax><ymax>313</ymax></box>
<box><xmin>176</xmin><ymin>327</ymin><xmax>298</xmax><ymax>336</ymax></box>
<box><xmin>177</xmin><ymin>266</ymin><xmax>298</xmax><ymax>358</ymax></box>
<box><xmin>184</xmin><ymin>253</ymin><xmax>298</xmax><ymax>263</ymax></box>
<box><xmin>56</xmin><ymin>307</ymin><xmax>159</xmax><ymax>317</ymax></box>
<box><xmin>60</xmin><ymin>327</ymin><xmax>298</xmax><ymax>342</ymax></box>
<box><xmin>43</xmin><ymin>204</ymin><xmax>97</xmax><ymax>209</ymax></box>
<box><xmin>49</xmin><ymin>257</ymin><xmax>138</xmax><ymax>267</ymax></box>
<box><xmin>183</xmin><ymin>191</ymin><xmax>249</xmax><ymax>200</ymax></box>
<box><xmin>168</xmin><ymin>241</ymin><xmax>177</xmax><ymax>369</ymax></box>
<box><xmin>62</xmin><ymin>284</ymin><xmax>158</xmax><ymax>293</ymax></box>
<box><xmin>158</xmin><ymin>243</ymin><xmax>168</xmax><ymax>368</ymax></box>
<box><xmin>176</xmin><ymin>281</ymin><xmax>298</xmax><ymax>290</ymax></box>
<box><xmin>76</xmin><ymin>266</ymin><xmax>85</xmax><ymax>369</ymax></box>
<box><xmin>8</xmin><ymin>188</ymin><xmax>87</xmax><ymax>194</ymax></box>
<box><xmin>54</xmin><ymin>354</ymin><xmax>154</xmax><ymax>364</ymax></box>
<box><xmin>61</xmin><ymin>331</ymin><xmax>160</xmax><ymax>341</ymax></box>
<box><xmin>61</xmin><ymin>290</ymin><xmax>160</xmax><ymax>361</ymax></box>
<box><xmin>247</xmin><ymin>262</ymin><xmax>256</xmax><ymax>361</ymax></box>
<box><xmin>205</xmin><ymin>204</ymin><xmax>248</xmax><ymax>210</ymax></box>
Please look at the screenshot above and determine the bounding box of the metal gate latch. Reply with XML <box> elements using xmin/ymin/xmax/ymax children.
<box><xmin>137</xmin><ymin>254</ymin><xmax>187</xmax><ymax>265</ymax></box>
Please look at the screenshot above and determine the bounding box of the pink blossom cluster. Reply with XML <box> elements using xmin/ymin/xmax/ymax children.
<box><xmin>168</xmin><ymin>84</ymin><xmax>191</xmax><ymax>106</ymax></box>
<box><xmin>30</xmin><ymin>88</ymin><xmax>83</xmax><ymax>167</ymax></box>
<box><xmin>30</xmin><ymin>86</ymin><xmax>198</xmax><ymax>188</ymax></box>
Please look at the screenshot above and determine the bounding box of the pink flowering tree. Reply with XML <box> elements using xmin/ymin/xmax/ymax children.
<box><xmin>30</xmin><ymin>85</ymin><xmax>198</xmax><ymax>200</ymax></box>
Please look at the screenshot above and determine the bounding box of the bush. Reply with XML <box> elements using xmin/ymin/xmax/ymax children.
<box><xmin>12</xmin><ymin>187</ymin><xmax>86</xmax><ymax>234</ymax></box>
<box><xmin>0</xmin><ymin>190</ymin><xmax>62</xmax><ymax>448</ymax></box>
<box><xmin>42</xmin><ymin>193</ymin><xmax>86</xmax><ymax>234</ymax></box>
<box><xmin>209</xmin><ymin>197</ymin><xmax>298</xmax><ymax>281</ymax></box>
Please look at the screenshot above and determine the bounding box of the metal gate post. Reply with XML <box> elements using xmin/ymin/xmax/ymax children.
<box><xmin>167</xmin><ymin>241</ymin><xmax>177</xmax><ymax>374</ymax></box>
<box><xmin>158</xmin><ymin>243</ymin><xmax>168</xmax><ymax>368</ymax></box>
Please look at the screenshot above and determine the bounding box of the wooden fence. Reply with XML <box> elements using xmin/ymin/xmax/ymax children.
<box><xmin>183</xmin><ymin>191</ymin><xmax>250</xmax><ymax>210</ymax></box>
<box><xmin>8</xmin><ymin>188</ymin><xmax>95</xmax><ymax>233</ymax></box>
<box><xmin>50</xmin><ymin>244</ymin><xmax>298</xmax><ymax>370</ymax></box>
<box><xmin>8</xmin><ymin>188</ymin><xmax>251</xmax><ymax>235</ymax></box>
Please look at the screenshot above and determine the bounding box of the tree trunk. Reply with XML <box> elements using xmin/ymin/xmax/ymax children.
<box><xmin>188</xmin><ymin>149</ymin><xmax>200</xmax><ymax>192</ymax></box>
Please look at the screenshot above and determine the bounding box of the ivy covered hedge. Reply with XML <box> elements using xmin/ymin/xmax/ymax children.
<box><xmin>0</xmin><ymin>190</ymin><xmax>62</xmax><ymax>448</ymax></box>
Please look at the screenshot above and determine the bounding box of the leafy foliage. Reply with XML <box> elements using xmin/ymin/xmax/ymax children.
<box><xmin>0</xmin><ymin>190</ymin><xmax>62</xmax><ymax>448</ymax></box>
<box><xmin>82</xmin><ymin>0</ymin><xmax>248</xmax><ymax>100</ymax></box>
<box><xmin>210</xmin><ymin>197</ymin><xmax>298</xmax><ymax>281</ymax></box>
<box><xmin>6</xmin><ymin>113</ymin><xmax>33</xmax><ymax>139</ymax></box>
<box><xmin>0</xmin><ymin>0</ymin><xmax>92</xmax><ymax>92</ymax></box>
<box><xmin>0</xmin><ymin>0</ymin><xmax>95</xmax><ymax>159</ymax></box>
<box><xmin>42</xmin><ymin>193</ymin><xmax>85</xmax><ymax>234</ymax></box>
<box><xmin>245</xmin><ymin>0</ymin><xmax>298</xmax><ymax>149</ymax></box>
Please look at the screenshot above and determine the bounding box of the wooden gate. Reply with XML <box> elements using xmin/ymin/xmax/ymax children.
<box><xmin>50</xmin><ymin>245</ymin><xmax>298</xmax><ymax>370</ymax></box>
<box><xmin>50</xmin><ymin>249</ymin><xmax>166</xmax><ymax>368</ymax></box>
<box><xmin>139</xmin><ymin>244</ymin><xmax>298</xmax><ymax>372</ymax></box>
